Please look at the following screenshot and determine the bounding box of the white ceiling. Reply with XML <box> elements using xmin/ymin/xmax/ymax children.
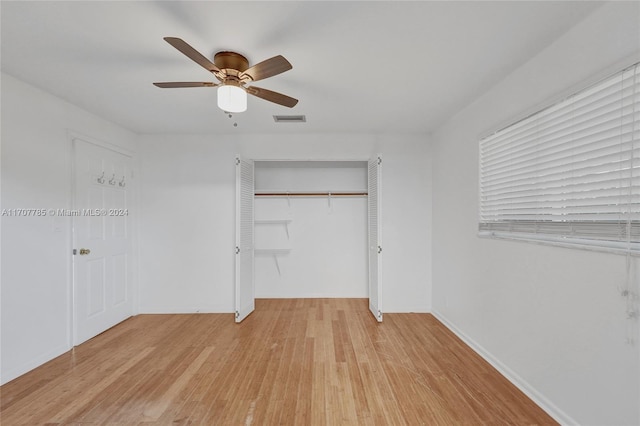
<box><xmin>1</xmin><ymin>1</ymin><xmax>602</xmax><ymax>135</ymax></box>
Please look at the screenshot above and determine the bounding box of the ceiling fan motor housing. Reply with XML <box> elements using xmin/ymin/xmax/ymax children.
<box><xmin>214</xmin><ymin>51</ymin><xmax>249</xmax><ymax>74</ymax></box>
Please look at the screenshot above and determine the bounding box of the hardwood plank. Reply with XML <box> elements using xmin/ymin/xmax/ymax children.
<box><xmin>143</xmin><ymin>346</ymin><xmax>215</xmax><ymax>420</ymax></box>
<box><xmin>0</xmin><ymin>299</ymin><xmax>557</xmax><ymax>425</ymax></box>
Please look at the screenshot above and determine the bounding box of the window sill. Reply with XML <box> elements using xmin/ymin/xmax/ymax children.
<box><xmin>478</xmin><ymin>231</ymin><xmax>640</xmax><ymax>256</ymax></box>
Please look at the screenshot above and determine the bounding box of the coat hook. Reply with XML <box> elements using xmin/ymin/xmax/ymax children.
<box><xmin>97</xmin><ymin>172</ymin><xmax>105</xmax><ymax>184</ymax></box>
<box><xmin>119</xmin><ymin>176</ymin><xmax>126</xmax><ymax>188</ymax></box>
<box><xmin>109</xmin><ymin>173</ymin><xmax>116</xmax><ymax>185</ymax></box>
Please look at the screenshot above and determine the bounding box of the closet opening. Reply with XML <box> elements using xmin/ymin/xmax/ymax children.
<box><xmin>235</xmin><ymin>158</ymin><xmax>382</xmax><ymax>323</ymax></box>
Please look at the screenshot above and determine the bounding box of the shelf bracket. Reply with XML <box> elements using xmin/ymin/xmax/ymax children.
<box><xmin>273</xmin><ymin>254</ymin><xmax>282</xmax><ymax>275</ymax></box>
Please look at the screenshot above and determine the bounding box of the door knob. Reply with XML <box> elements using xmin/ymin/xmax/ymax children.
<box><xmin>79</xmin><ymin>248</ymin><xmax>91</xmax><ymax>255</ymax></box>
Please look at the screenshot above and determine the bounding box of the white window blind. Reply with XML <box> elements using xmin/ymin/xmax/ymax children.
<box><xmin>479</xmin><ymin>63</ymin><xmax>640</xmax><ymax>252</ymax></box>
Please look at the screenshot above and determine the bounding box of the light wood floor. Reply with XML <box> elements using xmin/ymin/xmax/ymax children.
<box><xmin>1</xmin><ymin>299</ymin><xmax>556</xmax><ymax>425</ymax></box>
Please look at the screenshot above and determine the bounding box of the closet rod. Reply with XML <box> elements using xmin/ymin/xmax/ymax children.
<box><xmin>255</xmin><ymin>192</ymin><xmax>368</xmax><ymax>197</ymax></box>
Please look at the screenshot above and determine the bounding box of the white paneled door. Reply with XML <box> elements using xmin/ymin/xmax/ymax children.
<box><xmin>73</xmin><ymin>138</ymin><xmax>133</xmax><ymax>345</ymax></box>
<box><xmin>368</xmin><ymin>155</ymin><xmax>383</xmax><ymax>322</ymax></box>
<box><xmin>235</xmin><ymin>156</ymin><xmax>255</xmax><ymax>322</ymax></box>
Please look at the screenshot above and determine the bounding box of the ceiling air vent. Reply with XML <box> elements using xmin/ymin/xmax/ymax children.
<box><xmin>273</xmin><ymin>115</ymin><xmax>306</xmax><ymax>123</ymax></box>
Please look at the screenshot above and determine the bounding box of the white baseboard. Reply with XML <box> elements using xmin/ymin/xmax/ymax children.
<box><xmin>432</xmin><ymin>310</ymin><xmax>577</xmax><ymax>426</ymax></box>
<box><xmin>138</xmin><ymin>303</ymin><xmax>431</xmax><ymax>314</ymax></box>
<box><xmin>1</xmin><ymin>343</ymin><xmax>70</xmax><ymax>386</ymax></box>
<box><xmin>138</xmin><ymin>305</ymin><xmax>232</xmax><ymax>314</ymax></box>
<box><xmin>384</xmin><ymin>305</ymin><xmax>431</xmax><ymax>313</ymax></box>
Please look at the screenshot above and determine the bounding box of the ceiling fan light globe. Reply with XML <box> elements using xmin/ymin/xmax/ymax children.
<box><xmin>217</xmin><ymin>85</ymin><xmax>247</xmax><ymax>113</ymax></box>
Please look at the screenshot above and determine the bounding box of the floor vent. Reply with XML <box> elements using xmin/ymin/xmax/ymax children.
<box><xmin>273</xmin><ymin>115</ymin><xmax>306</xmax><ymax>123</ymax></box>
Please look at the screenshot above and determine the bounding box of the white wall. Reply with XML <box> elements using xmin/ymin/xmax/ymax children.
<box><xmin>255</xmin><ymin>161</ymin><xmax>367</xmax><ymax>192</ymax></box>
<box><xmin>137</xmin><ymin>133</ymin><xmax>432</xmax><ymax>313</ymax></box>
<box><xmin>255</xmin><ymin>197</ymin><xmax>368</xmax><ymax>298</ymax></box>
<box><xmin>255</xmin><ymin>163</ymin><xmax>368</xmax><ymax>298</ymax></box>
<box><xmin>431</xmin><ymin>3</ymin><xmax>640</xmax><ymax>425</ymax></box>
<box><xmin>0</xmin><ymin>73</ymin><xmax>138</xmax><ymax>384</ymax></box>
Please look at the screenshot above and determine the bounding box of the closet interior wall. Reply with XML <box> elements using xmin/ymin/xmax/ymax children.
<box><xmin>254</xmin><ymin>161</ymin><xmax>368</xmax><ymax>298</ymax></box>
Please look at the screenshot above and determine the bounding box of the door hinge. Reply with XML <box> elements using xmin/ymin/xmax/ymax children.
<box><xmin>377</xmin><ymin>157</ymin><xmax>382</xmax><ymax>165</ymax></box>
<box><xmin>378</xmin><ymin>246</ymin><xmax>382</xmax><ymax>254</ymax></box>
<box><xmin>236</xmin><ymin>158</ymin><xmax>241</xmax><ymax>165</ymax></box>
<box><xmin>235</xmin><ymin>246</ymin><xmax>240</xmax><ymax>254</ymax></box>
<box><xmin>73</xmin><ymin>248</ymin><xmax>77</xmax><ymax>255</ymax></box>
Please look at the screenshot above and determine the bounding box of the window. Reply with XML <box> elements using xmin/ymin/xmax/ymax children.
<box><xmin>479</xmin><ymin>63</ymin><xmax>640</xmax><ymax>253</ymax></box>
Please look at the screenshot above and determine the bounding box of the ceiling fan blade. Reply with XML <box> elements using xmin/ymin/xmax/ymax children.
<box><xmin>246</xmin><ymin>86</ymin><xmax>298</xmax><ymax>108</ymax></box>
<box><xmin>163</xmin><ymin>37</ymin><xmax>221</xmax><ymax>74</ymax></box>
<box><xmin>240</xmin><ymin>55</ymin><xmax>292</xmax><ymax>82</ymax></box>
<box><xmin>153</xmin><ymin>82</ymin><xmax>218</xmax><ymax>88</ymax></box>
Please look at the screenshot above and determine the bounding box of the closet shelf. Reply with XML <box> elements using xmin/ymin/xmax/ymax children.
<box><xmin>255</xmin><ymin>219</ymin><xmax>292</xmax><ymax>238</ymax></box>
<box><xmin>255</xmin><ymin>219</ymin><xmax>293</xmax><ymax>224</ymax></box>
<box><xmin>254</xmin><ymin>248</ymin><xmax>291</xmax><ymax>254</ymax></box>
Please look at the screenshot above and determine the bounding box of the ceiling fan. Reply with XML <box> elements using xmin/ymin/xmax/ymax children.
<box><xmin>153</xmin><ymin>37</ymin><xmax>298</xmax><ymax>113</ymax></box>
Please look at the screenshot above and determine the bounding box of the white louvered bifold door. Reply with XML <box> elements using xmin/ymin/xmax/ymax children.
<box><xmin>368</xmin><ymin>155</ymin><xmax>383</xmax><ymax>322</ymax></box>
<box><xmin>235</xmin><ymin>156</ymin><xmax>255</xmax><ymax>322</ymax></box>
<box><xmin>480</xmin><ymin>63</ymin><xmax>640</xmax><ymax>249</ymax></box>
